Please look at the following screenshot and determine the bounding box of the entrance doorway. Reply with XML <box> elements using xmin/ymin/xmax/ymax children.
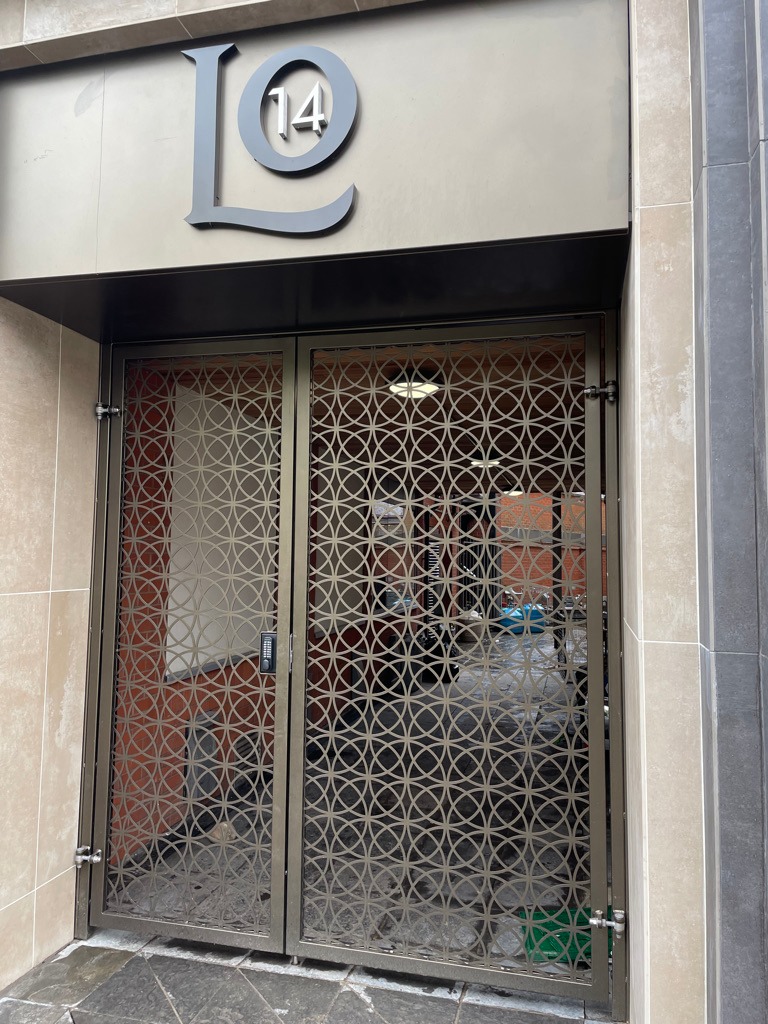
<box><xmin>88</xmin><ymin>321</ymin><xmax>622</xmax><ymax>1005</ymax></box>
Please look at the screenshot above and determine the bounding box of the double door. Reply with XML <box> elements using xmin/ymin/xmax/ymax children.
<box><xmin>86</xmin><ymin>321</ymin><xmax>623</xmax><ymax>1005</ymax></box>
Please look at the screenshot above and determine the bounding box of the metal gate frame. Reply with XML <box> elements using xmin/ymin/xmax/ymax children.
<box><xmin>83</xmin><ymin>337</ymin><xmax>297</xmax><ymax>953</ymax></box>
<box><xmin>286</xmin><ymin>319</ymin><xmax>622</xmax><ymax>1007</ymax></box>
<box><xmin>75</xmin><ymin>314</ymin><xmax>626</xmax><ymax>1017</ymax></box>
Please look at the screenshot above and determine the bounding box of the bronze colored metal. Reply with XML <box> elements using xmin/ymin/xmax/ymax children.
<box><xmin>90</xmin><ymin>340</ymin><xmax>294</xmax><ymax>951</ymax></box>
<box><xmin>87</xmin><ymin>320</ymin><xmax>620</xmax><ymax>1009</ymax></box>
<box><xmin>287</xmin><ymin>323</ymin><xmax>611</xmax><ymax>1001</ymax></box>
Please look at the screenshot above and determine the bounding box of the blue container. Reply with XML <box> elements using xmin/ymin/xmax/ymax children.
<box><xmin>500</xmin><ymin>603</ymin><xmax>547</xmax><ymax>634</ymax></box>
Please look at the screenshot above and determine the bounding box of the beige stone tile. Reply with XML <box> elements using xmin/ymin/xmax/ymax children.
<box><xmin>51</xmin><ymin>330</ymin><xmax>100</xmax><ymax>592</ymax></box>
<box><xmin>0</xmin><ymin>0</ymin><xmax>25</xmax><ymax>46</ymax></box>
<box><xmin>37</xmin><ymin>592</ymin><xmax>90</xmax><ymax>886</ymax></box>
<box><xmin>34</xmin><ymin>868</ymin><xmax>76</xmax><ymax>964</ymax></box>
<box><xmin>0</xmin><ymin>594</ymin><xmax>49</xmax><ymax>907</ymax></box>
<box><xmin>25</xmin><ymin>18</ymin><xmax>187</xmax><ymax>64</ymax></box>
<box><xmin>24</xmin><ymin>0</ymin><xmax>175</xmax><ymax>41</ymax></box>
<box><xmin>0</xmin><ymin>893</ymin><xmax>35</xmax><ymax>992</ymax></box>
<box><xmin>636</xmin><ymin>203</ymin><xmax>697</xmax><ymax>643</ymax></box>
<box><xmin>178</xmin><ymin>0</ymin><xmax>356</xmax><ymax>34</ymax></box>
<box><xmin>643</xmin><ymin>640</ymin><xmax>705</xmax><ymax>1024</ymax></box>
<box><xmin>0</xmin><ymin>299</ymin><xmax>59</xmax><ymax>594</ymax></box>
<box><xmin>631</xmin><ymin>0</ymin><xmax>692</xmax><ymax>207</ymax></box>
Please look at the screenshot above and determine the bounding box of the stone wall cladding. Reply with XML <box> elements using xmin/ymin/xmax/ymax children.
<box><xmin>689</xmin><ymin>0</ymin><xmax>768</xmax><ymax>1022</ymax></box>
<box><xmin>0</xmin><ymin>299</ymin><xmax>99</xmax><ymax>990</ymax></box>
<box><xmin>0</xmin><ymin>0</ymin><xmax>424</xmax><ymax>71</ymax></box>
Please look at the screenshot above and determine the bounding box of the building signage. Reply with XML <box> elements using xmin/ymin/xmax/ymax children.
<box><xmin>184</xmin><ymin>43</ymin><xmax>359</xmax><ymax>236</ymax></box>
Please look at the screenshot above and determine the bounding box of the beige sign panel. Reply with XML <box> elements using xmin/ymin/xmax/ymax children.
<box><xmin>0</xmin><ymin>0</ymin><xmax>628</xmax><ymax>281</ymax></box>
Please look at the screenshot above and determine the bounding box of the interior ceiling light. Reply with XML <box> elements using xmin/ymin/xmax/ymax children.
<box><xmin>501</xmin><ymin>474</ymin><xmax>525</xmax><ymax>496</ymax></box>
<box><xmin>388</xmin><ymin>366</ymin><xmax>443</xmax><ymax>398</ymax></box>
<box><xmin>469</xmin><ymin>447</ymin><xmax>503</xmax><ymax>468</ymax></box>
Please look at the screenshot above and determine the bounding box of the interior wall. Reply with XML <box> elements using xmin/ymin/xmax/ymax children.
<box><xmin>0</xmin><ymin>297</ymin><xmax>99</xmax><ymax>989</ymax></box>
<box><xmin>622</xmin><ymin>1</ymin><xmax>706</xmax><ymax>1022</ymax></box>
<box><xmin>166</xmin><ymin>385</ymin><xmax>278</xmax><ymax>676</ymax></box>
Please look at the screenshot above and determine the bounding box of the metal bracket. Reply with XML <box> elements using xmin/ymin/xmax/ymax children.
<box><xmin>589</xmin><ymin>908</ymin><xmax>626</xmax><ymax>938</ymax></box>
<box><xmin>95</xmin><ymin>403</ymin><xmax>121</xmax><ymax>421</ymax></box>
<box><xmin>74</xmin><ymin>846</ymin><xmax>102</xmax><ymax>869</ymax></box>
<box><xmin>583</xmin><ymin>380</ymin><xmax>618</xmax><ymax>403</ymax></box>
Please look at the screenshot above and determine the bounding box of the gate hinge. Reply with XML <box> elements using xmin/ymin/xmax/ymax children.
<box><xmin>74</xmin><ymin>845</ymin><xmax>102</xmax><ymax>869</ymax></box>
<box><xmin>583</xmin><ymin>380</ymin><xmax>618</xmax><ymax>403</ymax></box>
<box><xmin>589</xmin><ymin>908</ymin><xmax>626</xmax><ymax>938</ymax></box>
<box><xmin>289</xmin><ymin>634</ymin><xmax>294</xmax><ymax>671</ymax></box>
<box><xmin>95</xmin><ymin>402</ymin><xmax>121</xmax><ymax>421</ymax></box>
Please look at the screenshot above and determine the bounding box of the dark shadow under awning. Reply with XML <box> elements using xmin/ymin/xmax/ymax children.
<box><xmin>0</xmin><ymin>231</ymin><xmax>630</xmax><ymax>343</ymax></box>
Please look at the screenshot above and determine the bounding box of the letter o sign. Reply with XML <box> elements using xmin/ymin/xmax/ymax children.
<box><xmin>237</xmin><ymin>45</ymin><xmax>358</xmax><ymax>175</ymax></box>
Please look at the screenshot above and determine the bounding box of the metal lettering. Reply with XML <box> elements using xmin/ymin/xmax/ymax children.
<box><xmin>291</xmin><ymin>81</ymin><xmax>327</xmax><ymax>136</ymax></box>
<box><xmin>183</xmin><ymin>43</ymin><xmax>358</xmax><ymax>236</ymax></box>
<box><xmin>268</xmin><ymin>86</ymin><xmax>289</xmax><ymax>140</ymax></box>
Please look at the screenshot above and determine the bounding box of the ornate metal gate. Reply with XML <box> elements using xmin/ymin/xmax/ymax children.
<box><xmin>91</xmin><ymin>340</ymin><xmax>295</xmax><ymax>952</ymax></box>
<box><xmin>89</xmin><ymin>321</ymin><xmax>621</xmax><ymax>1005</ymax></box>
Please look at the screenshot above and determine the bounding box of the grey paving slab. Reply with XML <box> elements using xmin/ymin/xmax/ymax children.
<box><xmin>246</xmin><ymin>971</ymin><xmax>341</xmax><ymax>1024</ymax></box>
<box><xmin>3</xmin><ymin>944</ymin><xmax>590</xmax><ymax>1024</ymax></box>
<box><xmin>364</xmin><ymin>986</ymin><xmax>459</xmax><ymax>1024</ymax></box>
<box><xmin>145</xmin><ymin>954</ymin><xmax>234</xmax><ymax>1024</ymax></box>
<box><xmin>0</xmin><ymin>999</ymin><xmax>69</xmax><ymax>1024</ymax></box>
<box><xmin>2</xmin><ymin>948</ymin><xmax>134</xmax><ymax>1008</ymax></box>
<box><xmin>76</xmin><ymin>956</ymin><xmax>177</xmax><ymax>1024</ymax></box>
<box><xmin>463</xmin><ymin>983</ymin><xmax>583</xmax><ymax>1019</ymax></box>
<box><xmin>347</xmin><ymin>964</ymin><xmax>461</xmax><ymax>999</ymax></box>
<box><xmin>457</xmin><ymin>1002</ymin><xmax>577</xmax><ymax>1024</ymax></box>
<box><xmin>191</xmin><ymin>969</ymin><xmax>281</xmax><ymax>1024</ymax></box>
<box><xmin>143</xmin><ymin>936</ymin><xmax>247</xmax><ymax>967</ymax></box>
<box><xmin>324</xmin><ymin>991</ymin><xmax>387</xmax><ymax>1024</ymax></box>
<box><xmin>242</xmin><ymin>954</ymin><xmax>350</xmax><ymax>982</ymax></box>
<box><xmin>71</xmin><ymin>1013</ymin><xmax>145</xmax><ymax>1024</ymax></box>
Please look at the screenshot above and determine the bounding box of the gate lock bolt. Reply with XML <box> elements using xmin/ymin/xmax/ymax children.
<box><xmin>583</xmin><ymin>380</ymin><xmax>618</xmax><ymax>403</ymax></box>
<box><xmin>589</xmin><ymin>908</ymin><xmax>626</xmax><ymax>939</ymax></box>
<box><xmin>75</xmin><ymin>846</ymin><xmax>102</xmax><ymax>869</ymax></box>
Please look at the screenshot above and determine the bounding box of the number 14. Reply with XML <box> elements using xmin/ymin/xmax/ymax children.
<box><xmin>268</xmin><ymin>81</ymin><xmax>328</xmax><ymax>140</ymax></box>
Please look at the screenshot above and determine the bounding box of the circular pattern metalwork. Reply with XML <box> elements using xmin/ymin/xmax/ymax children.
<box><xmin>301</xmin><ymin>336</ymin><xmax>596</xmax><ymax>981</ymax></box>
<box><xmin>105</xmin><ymin>353</ymin><xmax>283</xmax><ymax>936</ymax></box>
<box><xmin>101</xmin><ymin>334</ymin><xmax>605</xmax><ymax>986</ymax></box>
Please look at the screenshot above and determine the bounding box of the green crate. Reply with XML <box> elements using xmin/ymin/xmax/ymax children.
<box><xmin>519</xmin><ymin>906</ymin><xmax>611</xmax><ymax>965</ymax></box>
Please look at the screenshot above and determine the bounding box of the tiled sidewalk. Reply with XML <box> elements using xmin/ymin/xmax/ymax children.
<box><xmin>0</xmin><ymin>932</ymin><xmax>610</xmax><ymax>1024</ymax></box>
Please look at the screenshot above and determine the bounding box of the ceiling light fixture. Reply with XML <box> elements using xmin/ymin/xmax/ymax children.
<box><xmin>468</xmin><ymin>447</ymin><xmax>503</xmax><ymax>468</ymax></box>
<box><xmin>387</xmin><ymin>366</ymin><xmax>443</xmax><ymax>398</ymax></box>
